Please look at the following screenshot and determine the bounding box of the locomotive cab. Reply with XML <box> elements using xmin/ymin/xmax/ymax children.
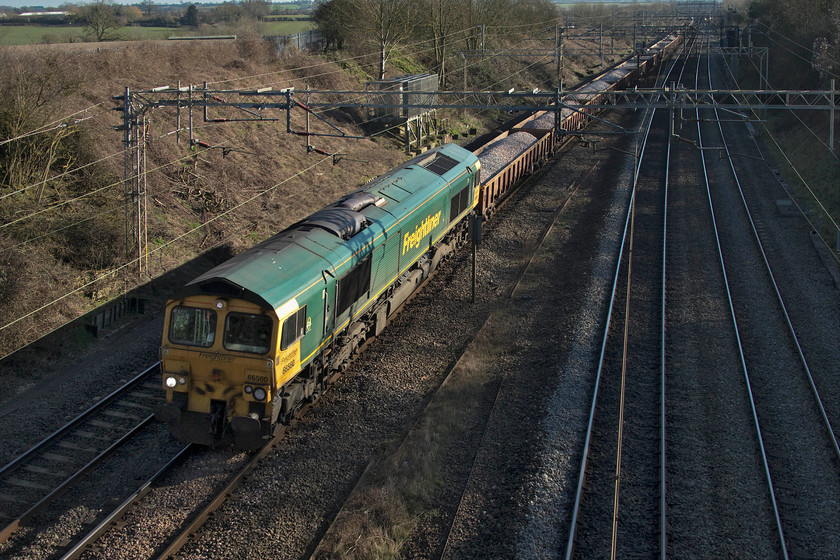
<box><xmin>156</xmin><ymin>295</ymin><xmax>281</xmax><ymax>449</ymax></box>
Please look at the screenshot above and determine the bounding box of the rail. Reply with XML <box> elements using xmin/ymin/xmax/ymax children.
<box><xmin>708</xmin><ymin>47</ymin><xmax>840</xmax><ymax>467</ymax></box>
<box><xmin>695</xmin><ymin>41</ymin><xmax>788</xmax><ymax>559</ymax></box>
<box><xmin>562</xmin><ymin>34</ymin><xmax>691</xmax><ymax>559</ymax></box>
<box><xmin>0</xmin><ymin>364</ymin><xmax>161</xmax><ymax>544</ymax></box>
<box><xmin>59</xmin><ymin>444</ymin><xmax>193</xmax><ymax>560</ymax></box>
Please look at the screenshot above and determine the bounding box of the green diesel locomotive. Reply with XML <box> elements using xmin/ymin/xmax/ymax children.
<box><xmin>156</xmin><ymin>144</ymin><xmax>480</xmax><ymax>449</ymax></box>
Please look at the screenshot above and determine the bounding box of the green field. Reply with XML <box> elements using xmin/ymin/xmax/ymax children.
<box><xmin>260</xmin><ymin>20</ymin><xmax>316</xmax><ymax>36</ymax></box>
<box><xmin>0</xmin><ymin>21</ymin><xmax>315</xmax><ymax>46</ymax></box>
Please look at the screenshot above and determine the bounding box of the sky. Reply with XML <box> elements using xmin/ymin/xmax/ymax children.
<box><xmin>1</xmin><ymin>0</ymin><xmax>305</xmax><ymax>9</ymax></box>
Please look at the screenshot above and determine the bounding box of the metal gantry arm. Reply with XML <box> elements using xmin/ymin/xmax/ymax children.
<box><xmin>112</xmin><ymin>80</ymin><xmax>837</xmax><ymax>272</ymax></box>
<box><xmin>118</xmin><ymin>86</ymin><xmax>838</xmax><ymax>125</ymax></box>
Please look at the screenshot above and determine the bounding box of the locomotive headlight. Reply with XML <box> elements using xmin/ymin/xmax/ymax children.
<box><xmin>178</xmin><ymin>376</ymin><xmax>187</xmax><ymax>385</ymax></box>
<box><xmin>165</xmin><ymin>376</ymin><xmax>177</xmax><ymax>388</ymax></box>
<box><xmin>244</xmin><ymin>385</ymin><xmax>253</xmax><ymax>394</ymax></box>
<box><xmin>253</xmin><ymin>387</ymin><xmax>267</xmax><ymax>402</ymax></box>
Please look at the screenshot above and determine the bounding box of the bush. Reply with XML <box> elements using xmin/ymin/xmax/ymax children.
<box><xmin>52</xmin><ymin>213</ymin><xmax>123</xmax><ymax>271</ymax></box>
<box><xmin>0</xmin><ymin>250</ymin><xmax>24</xmax><ymax>304</ymax></box>
<box><xmin>0</xmin><ymin>50</ymin><xmax>83</xmax><ymax>192</ymax></box>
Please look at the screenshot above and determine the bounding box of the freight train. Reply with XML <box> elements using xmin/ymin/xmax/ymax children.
<box><xmin>156</xmin><ymin>33</ymin><xmax>684</xmax><ymax>449</ymax></box>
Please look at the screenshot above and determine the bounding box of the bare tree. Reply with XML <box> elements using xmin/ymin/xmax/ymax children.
<box><xmin>422</xmin><ymin>0</ymin><xmax>466</xmax><ymax>86</ymax></box>
<box><xmin>331</xmin><ymin>0</ymin><xmax>416</xmax><ymax>79</ymax></box>
<box><xmin>313</xmin><ymin>0</ymin><xmax>351</xmax><ymax>50</ymax></box>
<box><xmin>76</xmin><ymin>0</ymin><xmax>122</xmax><ymax>42</ymax></box>
<box><xmin>240</xmin><ymin>0</ymin><xmax>271</xmax><ymax>20</ymax></box>
<box><xmin>140</xmin><ymin>0</ymin><xmax>157</xmax><ymax>17</ymax></box>
<box><xmin>374</xmin><ymin>0</ymin><xmax>417</xmax><ymax>79</ymax></box>
<box><xmin>0</xmin><ymin>51</ymin><xmax>82</xmax><ymax>193</ymax></box>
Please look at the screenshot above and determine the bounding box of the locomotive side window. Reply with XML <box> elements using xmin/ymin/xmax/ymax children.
<box><xmin>224</xmin><ymin>312</ymin><xmax>274</xmax><ymax>354</ymax></box>
<box><xmin>449</xmin><ymin>186</ymin><xmax>469</xmax><ymax>221</ymax></box>
<box><xmin>169</xmin><ymin>306</ymin><xmax>217</xmax><ymax>348</ymax></box>
<box><xmin>280</xmin><ymin>306</ymin><xmax>307</xmax><ymax>350</ymax></box>
<box><xmin>336</xmin><ymin>256</ymin><xmax>372</xmax><ymax>318</ymax></box>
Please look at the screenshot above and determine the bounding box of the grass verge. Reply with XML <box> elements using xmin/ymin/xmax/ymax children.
<box><xmin>311</xmin><ymin>306</ymin><xmax>513</xmax><ymax>559</ymax></box>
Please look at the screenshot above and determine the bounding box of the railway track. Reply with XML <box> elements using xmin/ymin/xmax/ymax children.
<box><xmin>0</xmin><ymin>364</ymin><xmax>161</xmax><ymax>545</ymax></box>
<box><xmin>560</xmin><ymin>40</ymin><xmax>840</xmax><ymax>560</ymax></box>
<box><xmin>563</xmin><ymin>42</ymin><xmax>690</xmax><ymax>559</ymax></box>
<box><xmin>657</xmin><ymin>50</ymin><xmax>778</xmax><ymax>558</ymax></box>
<box><xmin>58</xmin><ymin>444</ymin><xmax>192</xmax><ymax>560</ymax></box>
<box><xmin>693</xmin><ymin>47</ymin><xmax>840</xmax><ymax>559</ymax></box>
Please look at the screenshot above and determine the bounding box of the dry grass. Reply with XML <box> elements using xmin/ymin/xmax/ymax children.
<box><xmin>0</xmin><ymin>39</ymin><xmax>406</xmax><ymax>358</ymax></box>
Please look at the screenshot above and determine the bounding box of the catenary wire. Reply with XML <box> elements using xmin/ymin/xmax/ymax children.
<box><xmin>0</xmin><ymin>143</ymin><xmax>224</xmax><ymax>230</ymax></box>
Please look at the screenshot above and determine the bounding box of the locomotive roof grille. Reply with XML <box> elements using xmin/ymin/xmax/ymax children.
<box><xmin>419</xmin><ymin>152</ymin><xmax>460</xmax><ymax>176</ymax></box>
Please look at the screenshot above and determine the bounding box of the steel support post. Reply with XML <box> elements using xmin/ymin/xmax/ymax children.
<box><xmin>123</xmin><ymin>87</ymin><xmax>132</xmax><ymax>266</ymax></box>
<box><xmin>305</xmin><ymin>84</ymin><xmax>311</xmax><ymax>151</ymax></box>
<box><xmin>830</xmin><ymin>79</ymin><xmax>836</xmax><ymax>154</ymax></box>
<box><xmin>176</xmin><ymin>80</ymin><xmax>181</xmax><ymax>144</ymax></box>
<box><xmin>188</xmin><ymin>84</ymin><xmax>194</xmax><ymax>145</ymax></box>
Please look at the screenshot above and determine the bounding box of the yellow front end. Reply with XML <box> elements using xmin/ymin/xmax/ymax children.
<box><xmin>155</xmin><ymin>295</ymin><xmax>285</xmax><ymax>449</ymax></box>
